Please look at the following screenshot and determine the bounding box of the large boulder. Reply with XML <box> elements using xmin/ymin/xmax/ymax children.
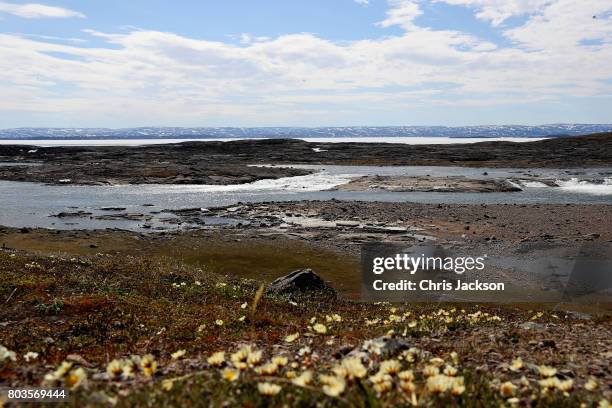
<box><xmin>266</xmin><ymin>268</ymin><xmax>336</xmax><ymax>298</ymax></box>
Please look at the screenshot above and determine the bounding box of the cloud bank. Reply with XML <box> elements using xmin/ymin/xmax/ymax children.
<box><xmin>0</xmin><ymin>0</ymin><xmax>610</xmax><ymax>126</ymax></box>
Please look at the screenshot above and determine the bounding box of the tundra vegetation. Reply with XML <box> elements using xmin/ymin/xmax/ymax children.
<box><xmin>0</xmin><ymin>250</ymin><xmax>610</xmax><ymax>407</ymax></box>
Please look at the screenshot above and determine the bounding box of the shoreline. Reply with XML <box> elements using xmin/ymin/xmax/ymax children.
<box><xmin>0</xmin><ymin>133</ymin><xmax>610</xmax><ymax>185</ymax></box>
<box><xmin>2</xmin><ymin>200</ymin><xmax>611</xmax><ymax>303</ymax></box>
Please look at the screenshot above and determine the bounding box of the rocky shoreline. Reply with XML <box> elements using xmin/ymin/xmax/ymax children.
<box><xmin>0</xmin><ymin>133</ymin><xmax>610</xmax><ymax>185</ymax></box>
<box><xmin>3</xmin><ymin>200</ymin><xmax>611</xmax><ymax>302</ymax></box>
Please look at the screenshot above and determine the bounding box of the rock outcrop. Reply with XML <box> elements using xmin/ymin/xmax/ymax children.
<box><xmin>266</xmin><ymin>268</ymin><xmax>336</xmax><ymax>298</ymax></box>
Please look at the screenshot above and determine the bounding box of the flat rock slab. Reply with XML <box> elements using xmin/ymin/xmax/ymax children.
<box><xmin>333</xmin><ymin>175</ymin><xmax>522</xmax><ymax>193</ymax></box>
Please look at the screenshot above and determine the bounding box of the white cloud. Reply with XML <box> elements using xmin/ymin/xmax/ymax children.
<box><xmin>435</xmin><ymin>0</ymin><xmax>552</xmax><ymax>26</ymax></box>
<box><xmin>506</xmin><ymin>0</ymin><xmax>612</xmax><ymax>49</ymax></box>
<box><xmin>0</xmin><ymin>1</ymin><xmax>85</xmax><ymax>18</ymax></box>
<box><xmin>0</xmin><ymin>0</ymin><xmax>610</xmax><ymax>126</ymax></box>
<box><xmin>354</xmin><ymin>0</ymin><xmax>370</xmax><ymax>5</ymax></box>
<box><xmin>378</xmin><ymin>0</ymin><xmax>423</xmax><ymax>30</ymax></box>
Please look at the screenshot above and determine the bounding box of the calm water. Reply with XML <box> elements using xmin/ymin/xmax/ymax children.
<box><xmin>1</xmin><ymin>164</ymin><xmax>611</xmax><ymax>231</ymax></box>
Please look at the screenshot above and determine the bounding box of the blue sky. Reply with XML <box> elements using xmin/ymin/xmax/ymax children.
<box><xmin>0</xmin><ymin>0</ymin><xmax>611</xmax><ymax>127</ymax></box>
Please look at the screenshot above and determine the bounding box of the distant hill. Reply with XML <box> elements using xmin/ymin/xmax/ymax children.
<box><xmin>1</xmin><ymin>124</ymin><xmax>611</xmax><ymax>140</ymax></box>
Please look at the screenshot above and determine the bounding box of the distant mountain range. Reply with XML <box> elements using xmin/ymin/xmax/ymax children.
<box><xmin>1</xmin><ymin>124</ymin><xmax>611</xmax><ymax>140</ymax></box>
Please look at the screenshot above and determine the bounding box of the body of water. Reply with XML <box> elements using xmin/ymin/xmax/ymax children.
<box><xmin>0</xmin><ymin>164</ymin><xmax>610</xmax><ymax>232</ymax></box>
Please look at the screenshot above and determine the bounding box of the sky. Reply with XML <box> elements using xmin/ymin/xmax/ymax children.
<box><xmin>0</xmin><ymin>0</ymin><xmax>611</xmax><ymax>128</ymax></box>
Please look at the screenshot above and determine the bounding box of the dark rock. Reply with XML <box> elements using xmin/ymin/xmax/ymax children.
<box><xmin>51</xmin><ymin>211</ymin><xmax>92</xmax><ymax>218</ymax></box>
<box><xmin>348</xmin><ymin>335</ymin><xmax>411</xmax><ymax>359</ymax></box>
<box><xmin>266</xmin><ymin>268</ymin><xmax>336</xmax><ymax>297</ymax></box>
<box><xmin>333</xmin><ymin>345</ymin><xmax>355</xmax><ymax>359</ymax></box>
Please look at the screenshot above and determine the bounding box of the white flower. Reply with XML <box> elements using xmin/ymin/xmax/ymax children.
<box><xmin>313</xmin><ymin>323</ymin><xmax>327</xmax><ymax>334</ymax></box>
<box><xmin>500</xmin><ymin>381</ymin><xmax>517</xmax><ymax>397</ymax></box>
<box><xmin>271</xmin><ymin>356</ymin><xmax>289</xmax><ymax>367</ymax></box>
<box><xmin>207</xmin><ymin>351</ymin><xmax>225</xmax><ymax>367</ymax></box>
<box><xmin>247</xmin><ymin>350</ymin><xmax>263</xmax><ymax>366</ymax></box>
<box><xmin>257</xmin><ymin>382</ymin><xmax>281</xmax><ymax>396</ymax></box>
<box><xmin>106</xmin><ymin>359</ymin><xmax>124</xmax><ymax>380</ymax></box>
<box><xmin>538</xmin><ymin>365</ymin><xmax>557</xmax><ymax>378</ymax></box>
<box><xmin>285</xmin><ymin>333</ymin><xmax>300</xmax><ymax>343</ymax></box>
<box><xmin>322</xmin><ymin>376</ymin><xmax>346</xmax><ymax>397</ymax></box>
<box><xmin>379</xmin><ymin>360</ymin><xmax>401</xmax><ymax>376</ymax></box>
<box><xmin>222</xmin><ymin>368</ymin><xmax>240</xmax><ymax>382</ymax></box>
<box><xmin>65</xmin><ymin>367</ymin><xmax>87</xmax><ymax>389</ymax></box>
<box><xmin>585</xmin><ymin>378</ymin><xmax>598</xmax><ymax>391</ymax></box>
<box><xmin>292</xmin><ymin>371</ymin><xmax>313</xmax><ymax>387</ymax></box>
<box><xmin>0</xmin><ymin>345</ymin><xmax>16</xmax><ymax>362</ymax></box>
<box><xmin>340</xmin><ymin>357</ymin><xmax>367</xmax><ymax>379</ymax></box>
<box><xmin>140</xmin><ymin>354</ymin><xmax>158</xmax><ymax>377</ymax></box>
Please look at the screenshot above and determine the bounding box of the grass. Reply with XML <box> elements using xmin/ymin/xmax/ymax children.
<box><xmin>0</xmin><ymin>249</ymin><xmax>610</xmax><ymax>407</ymax></box>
